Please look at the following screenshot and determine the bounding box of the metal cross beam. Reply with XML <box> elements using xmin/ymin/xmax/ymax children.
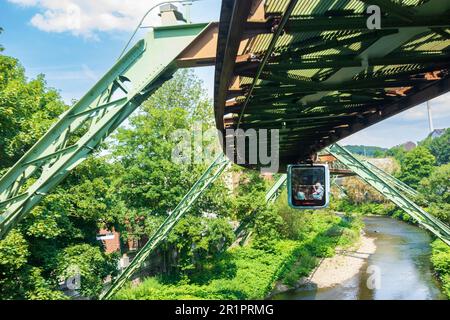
<box><xmin>326</xmin><ymin>143</ymin><xmax>450</xmax><ymax>246</ymax></box>
<box><xmin>100</xmin><ymin>153</ymin><xmax>229</xmax><ymax>300</ymax></box>
<box><xmin>0</xmin><ymin>23</ymin><xmax>218</xmax><ymax>239</ymax></box>
<box><xmin>245</xmin><ymin>15</ymin><xmax>450</xmax><ymax>33</ymax></box>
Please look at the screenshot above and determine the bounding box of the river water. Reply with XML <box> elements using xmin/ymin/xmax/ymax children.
<box><xmin>272</xmin><ymin>216</ymin><xmax>446</xmax><ymax>300</ymax></box>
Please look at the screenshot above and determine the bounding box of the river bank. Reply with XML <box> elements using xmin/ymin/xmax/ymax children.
<box><xmin>270</xmin><ymin>231</ymin><xmax>376</xmax><ymax>296</ymax></box>
<box><xmin>271</xmin><ymin>216</ymin><xmax>446</xmax><ymax>300</ymax></box>
<box><xmin>115</xmin><ymin>211</ymin><xmax>362</xmax><ymax>300</ymax></box>
<box><xmin>306</xmin><ymin>233</ymin><xmax>376</xmax><ymax>288</ymax></box>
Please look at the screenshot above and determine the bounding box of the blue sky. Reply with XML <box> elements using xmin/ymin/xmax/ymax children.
<box><xmin>1</xmin><ymin>0</ymin><xmax>449</xmax><ymax>148</ymax></box>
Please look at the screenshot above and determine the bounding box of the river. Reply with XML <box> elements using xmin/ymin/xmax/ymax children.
<box><xmin>272</xmin><ymin>216</ymin><xmax>446</xmax><ymax>300</ymax></box>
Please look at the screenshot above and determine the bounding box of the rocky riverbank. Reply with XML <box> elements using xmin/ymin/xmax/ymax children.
<box><xmin>270</xmin><ymin>232</ymin><xmax>377</xmax><ymax>295</ymax></box>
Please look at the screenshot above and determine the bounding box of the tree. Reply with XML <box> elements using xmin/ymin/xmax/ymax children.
<box><xmin>420</xmin><ymin>163</ymin><xmax>450</xmax><ymax>224</ymax></box>
<box><xmin>252</xmin><ymin>205</ymin><xmax>283</xmax><ymax>251</ymax></box>
<box><xmin>372</xmin><ymin>150</ymin><xmax>384</xmax><ymax>158</ymax></box>
<box><xmin>0</xmin><ymin>27</ymin><xmax>4</xmax><ymax>52</ymax></box>
<box><xmin>398</xmin><ymin>147</ymin><xmax>436</xmax><ymax>188</ymax></box>
<box><xmin>55</xmin><ymin>244</ymin><xmax>119</xmax><ymax>298</ymax></box>
<box><xmin>112</xmin><ymin>69</ymin><xmax>231</xmax><ymax>220</ymax></box>
<box><xmin>428</xmin><ymin>129</ymin><xmax>450</xmax><ymax>165</ymax></box>
<box><xmin>0</xmin><ymin>55</ymin><xmax>66</xmax><ymax>171</ymax></box>
<box><xmin>386</xmin><ymin>145</ymin><xmax>407</xmax><ymax>164</ymax></box>
<box><xmin>166</xmin><ymin>216</ymin><xmax>235</xmax><ymax>276</ymax></box>
<box><xmin>0</xmin><ymin>229</ymin><xmax>66</xmax><ymax>299</ymax></box>
<box><xmin>0</xmin><ymin>154</ymin><xmax>124</xmax><ymax>299</ymax></box>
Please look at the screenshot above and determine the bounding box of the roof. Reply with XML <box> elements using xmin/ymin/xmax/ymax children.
<box><xmin>214</xmin><ymin>0</ymin><xmax>450</xmax><ymax>171</ymax></box>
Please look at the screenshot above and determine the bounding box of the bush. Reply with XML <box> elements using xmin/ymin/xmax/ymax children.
<box><xmin>115</xmin><ymin>209</ymin><xmax>363</xmax><ymax>300</ymax></box>
<box><xmin>115</xmin><ymin>240</ymin><xmax>304</xmax><ymax>300</ymax></box>
<box><xmin>398</xmin><ymin>147</ymin><xmax>436</xmax><ymax>189</ymax></box>
<box><xmin>431</xmin><ymin>240</ymin><xmax>450</xmax><ymax>298</ymax></box>
<box><xmin>55</xmin><ymin>244</ymin><xmax>119</xmax><ymax>298</ymax></box>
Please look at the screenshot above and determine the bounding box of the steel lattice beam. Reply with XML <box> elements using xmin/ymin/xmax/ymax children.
<box><xmin>245</xmin><ymin>15</ymin><xmax>450</xmax><ymax>33</ymax></box>
<box><xmin>361</xmin><ymin>159</ymin><xmax>419</xmax><ymax>199</ymax></box>
<box><xmin>326</xmin><ymin>143</ymin><xmax>450</xmax><ymax>246</ymax></box>
<box><xmin>101</xmin><ymin>154</ymin><xmax>229</xmax><ymax>300</ymax></box>
<box><xmin>265</xmin><ymin>174</ymin><xmax>287</xmax><ymax>203</ymax></box>
<box><xmin>0</xmin><ymin>23</ymin><xmax>214</xmax><ymax>239</ymax></box>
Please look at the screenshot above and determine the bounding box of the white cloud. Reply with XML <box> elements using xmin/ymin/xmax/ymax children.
<box><xmin>7</xmin><ymin>0</ymin><xmax>182</xmax><ymax>38</ymax></box>
<box><xmin>81</xmin><ymin>64</ymin><xmax>97</xmax><ymax>81</ymax></box>
<box><xmin>341</xmin><ymin>92</ymin><xmax>450</xmax><ymax>147</ymax></box>
<box><xmin>397</xmin><ymin>92</ymin><xmax>450</xmax><ymax>121</ymax></box>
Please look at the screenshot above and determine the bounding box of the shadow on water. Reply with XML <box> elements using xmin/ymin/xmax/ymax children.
<box><xmin>272</xmin><ymin>216</ymin><xmax>446</xmax><ymax>300</ymax></box>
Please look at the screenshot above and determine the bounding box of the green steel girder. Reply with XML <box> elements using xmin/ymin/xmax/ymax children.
<box><xmin>246</xmin><ymin>15</ymin><xmax>450</xmax><ymax>33</ymax></box>
<box><xmin>358</xmin><ymin>0</ymin><xmax>416</xmax><ymax>22</ymax></box>
<box><xmin>267</xmin><ymin>52</ymin><xmax>450</xmax><ymax>70</ymax></box>
<box><xmin>236</xmin><ymin>104</ymin><xmax>376</xmax><ymax>118</ymax></box>
<box><xmin>238</xmin><ymin>102</ymin><xmax>378</xmax><ymax>114</ymax></box>
<box><xmin>0</xmin><ymin>23</ymin><xmax>212</xmax><ymax>239</ymax></box>
<box><xmin>326</xmin><ymin>143</ymin><xmax>450</xmax><ymax>246</ymax></box>
<box><xmin>253</xmin><ymin>72</ymin><xmax>417</xmax><ymax>91</ymax></box>
<box><xmin>255</xmin><ymin>63</ymin><xmax>450</xmax><ymax>89</ymax></box>
<box><xmin>235</xmin><ymin>53</ymin><xmax>450</xmax><ymax>73</ymax></box>
<box><xmin>237</xmin><ymin>121</ymin><xmax>346</xmax><ymax>131</ymax></box>
<box><xmin>266</xmin><ymin>174</ymin><xmax>287</xmax><ymax>203</ymax></box>
<box><xmin>361</xmin><ymin>159</ymin><xmax>419</xmax><ymax>199</ymax></box>
<box><xmin>101</xmin><ymin>153</ymin><xmax>229</xmax><ymax>300</ymax></box>
<box><xmin>240</xmin><ymin>114</ymin><xmax>355</xmax><ymax>126</ymax></box>
<box><xmin>235</xmin><ymin>0</ymin><xmax>300</xmax><ymax>129</ymax></box>
<box><xmin>246</xmin><ymin>93</ymin><xmax>391</xmax><ymax>108</ymax></box>
<box><xmin>331</xmin><ymin>177</ymin><xmax>348</xmax><ymax>198</ymax></box>
<box><xmin>273</xmin><ymin>30</ymin><xmax>399</xmax><ymax>61</ymax></box>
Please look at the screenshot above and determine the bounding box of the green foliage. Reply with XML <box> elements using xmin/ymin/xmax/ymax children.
<box><xmin>55</xmin><ymin>244</ymin><xmax>119</xmax><ymax>298</ymax></box>
<box><xmin>113</xmin><ymin>69</ymin><xmax>228</xmax><ymax>216</ymax></box>
<box><xmin>0</xmin><ymin>55</ymin><xmax>67</xmax><ymax>170</ymax></box>
<box><xmin>419</xmin><ymin>163</ymin><xmax>450</xmax><ymax>225</ymax></box>
<box><xmin>431</xmin><ymin>239</ymin><xmax>450</xmax><ymax>298</ymax></box>
<box><xmin>386</xmin><ymin>145</ymin><xmax>408</xmax><ymax>164</ymax></box>
<box><xmin>24</xmin><ymin>267</ymin><xmax>67</xmax><ymax>300</ymax></box>
<box><xmin>398</xmin><ymin>147</ymin><xmax>436</xmax><ymax>188</ymax></box>
<box><xmin>232</xmin><ymin>172</ymin><xmax>267</xmax><ymax>222</ymax></box>
<box><xmin>0</xmin><ymin>229</ymin><xmax>29</xmax><ymax>273</ymax></box>
<box><xmin>115</xmin><ymin>209</ymin><xmax>363</xmax><ymax>300</ymax></box>
<box><xmin>0</xmin><ymin>230</ymin><xmax>65</xmax><ymax>299</ymax></box>
<box><xmin>0</xmin><ymin>27</ymin><xmax>3</xmax><ymax>52</ymax></box>
<box><xmin>390</xmin><ymin>209</ymin><xmax>413</xmax><ymax>223</ymax></box>
<box><xmin>344</xmin><ymin>145</ymin><xmax>387</xmax><ymax>157</ymax></box>
<box><xmin>252</xmin><ymin>205</ymin><xmax>283</xmax><ymax>251</ymax></box>
<box><xmin>334</xmin><ymin>198</ymin><xmax>393</xmax><ymax>216</ymax></box>
<box><xmin>420</xmin><ymin>129</ymin><xmax>450</xmax><ymax>165</ymax></box>
<box><xmin>115</xmin><ymin>240</ymin><xmax>304</xmax><ymax>300</ymax></box>
<box><xmin>0</xmin><ymin>156</ymin><xmax>124</xmax><ymax>299</ymax></box>
<box><xmin>281</xmin><ymin>248</ymin><xmax>316</xmax><ymax>286</ymax></box>
<box><xmin>166</xmin><ymin>216</ymin><xmax>235</xmax><ymax>276</ymax></box>
<box><xmin>334</xmin><ymin>198</ymin><xmax>414</xmax><ymax>223</ymax></box>
<box><xmin>420</xmin><ymin>163</ymin><xmax>450</xmax><ymax>204</ymax></box>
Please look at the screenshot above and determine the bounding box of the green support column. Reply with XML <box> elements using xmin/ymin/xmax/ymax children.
<box><xmin>326</xmin><ymin>143</ymin><xmax>450</xmax><ymax>246</ymax></box>
<box><xmin>266</xmin><ymin>174</ymin><xmax>287</xmax><ymax>203</ymax></box>
<box><xmin>360</xmin><ymin>159</ymin><xmax>419</xmax><ymax>198</ymax></box>
<box><xmin>331</xmin><ymin>177</ymin><xmax>348</xmax><ymax>198</ymax></box>
<box><xmin>0</xmin><ymin>23</ymin><xmax>212</xmax><ymax>239</ymax></box>
<box><xmin>101</xmin><ymin>153</ymin><xmax>229</xmax><ymax>300</ymax></box>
